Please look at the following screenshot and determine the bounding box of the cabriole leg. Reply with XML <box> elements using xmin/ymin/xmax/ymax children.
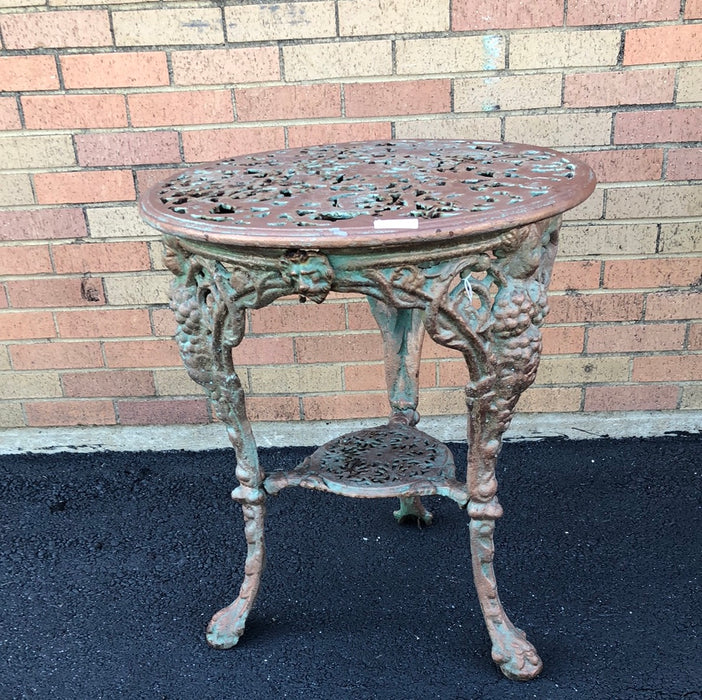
<box><xmin>367</xmin><ymin>299</ymin><xmax>432</xmax><ymax>523</ymax></box>
<box><xmin>466</xmin><ymin>380</ymin><xmax>542</xmax><ymax>680</ymax></box>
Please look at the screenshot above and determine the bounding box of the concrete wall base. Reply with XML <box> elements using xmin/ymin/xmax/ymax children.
<box><xmin>0</xmin><ymin>411</ymin><xmax>699</xmax><ymax>454</ymax></box>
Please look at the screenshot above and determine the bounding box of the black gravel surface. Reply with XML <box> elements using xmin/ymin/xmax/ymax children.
<box><xmin>1</xmin><ymin>435</ymin><xmax>700</xmax><ymax>699</ymax></box>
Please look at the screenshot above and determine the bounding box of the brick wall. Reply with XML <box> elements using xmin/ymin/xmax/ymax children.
<box><xmin>0</xmin><ymin>0</ymin><xmax>700</xmax><ymax>430</ymax></box>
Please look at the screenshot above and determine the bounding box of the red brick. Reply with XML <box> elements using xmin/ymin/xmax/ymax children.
<box><xmin>10</xmin><ymin>341</ymin><xmax>103</xmax><ymax>370</ymax></box>
<box><xmin>303</xmin><ymin>392</ymin><xmax>388</xmax><ymax>420</ymax></box>
<box><xmin>438</xmin><ymin>360</ymin><xmax>469</xmax><ymax>386</ymax></box>
<box><xmin>422</xmin><ymin>338</ymin><xmax>462</xmax><ymax>359</ymax></box>
<box><xmin>151</xmin><ymin>308</ymin><xmax>176</xmax><ymax>337</ymax></box>
<box><xmin>232</xmin><ymin>336</ymin><xmax>294</xmax><ymax>365</ymax></box>
<box><xmin>245</xmin><ymin>396</ymin><xmax>300</xmax><ymax>421</ymax></box>
<box><xmin>236</xmin><ymin>84</ymin><xmax>341</xmax><ymax>122</ymax></box>
<box><xmin>453</xmin><ymin>0</ymin><xmax>563</xmax><ymax>29</ymax></box>
<box><xmin>7</xmin><ymin>277</ymin><xmax>105</xmax><ymax>309</ymax></box>
<box><xmin>346</xmin><ymin>300</ymin><xmax>376</xmax><ymax>330</ymax></box>
<box><xmin>603</xmin><ymin>259</ymin><xmax>702</xmax><ymax>289</ymax></box>
<box><xmin>249</xmin><ymin>302</ymin><xmax>346</xmax><ymax>334</ymax></box>
<box><xmin>564</xmin><ymin>69</ymin><xmax>674</xmax><ymax>108</ymax></box>
<box><xmin>344</xmin><ymin>80</ymin><xmax>451</xmax><ymax>118</ymax></box>
<box><xmin>584</xmin><ymin>385</ymin><xmax>679</xmax><ymax>412</ymax></box>
<box><xmin>129</xmin><ymin>90</ymin><xmax>233</xmax><ymax>128</ymax></box>
<box><xmin>587</xmin><ymin>323</ymin><xmax>686</xmax><ymax>353</ymax></box>
<box><xmin>104</xmin><ymin>339</ymin><xmax>181</xmax><ymax>368</ymax></box>
<box><xmin>548</xmin><ymin>293</ymin><xmax>644</xmax><ymax>324</ymax></box>
<box><xmin>0</xmin><ymin>11</ymin><xmax>111</xmax><ymax>50</ymax></box>
<box><xmin>0</xmin><ymin>208</ymin><xmax>87</xmax><ymax>242</ymax></box>
<box><xmin>550</xmin><ymin>260</ymin><xmax>601</xmax><ymax>292</ymax></box>
<box><xmin>61</xmin><ymin>52</ymin><xmax>169</xmax><ymax>89</ymax></box>
<box><xmin>0</xmin><ymin>55</ymin><xmax>59</xmax><ymax>91</ymax></box>
<box><xmin>62</xmin><ymin>370</ymin><xmax>155</xmax><ymax>398</ymax></box>
<box><xmin>25</xmin><ymin>399</ymin><xmax>116</xmax><ymax>427</ymax></box>
<box><xmin>568</xmin><ymin>0</ymin><xmax>678</xmax><ymax>25</ymax></box>
<box><xmin>136</xmin><ymin>169</ymin><xmax>184</xmax><ymax>196</ymax></box>
<box><xmin>181</xmin><ymin>127</ymin><xmax>285</xmax><ymax>163</ymax></box>
<box><xmin>666</xmin><ymin>148</ymin><xmax>702</xmax><ymax>181</ymax></box>
<box><xmin>688</xmin><ymin>323</ymin><xmax>702</xmax><ymax>350</ymax></box>
<box><xmin>686</xmin><ymin>0</ymin><xmax>702</xmax><ymax>19</ymax></box>
<box><xmin>57</xmin><ymin>309</ymin><xmax>152</xmax><ymax>339</ymax></box>
<box><xmin>295</xmin><ymin>332</ymin><xmax>383</xmax><ymax>364</ymax></box>
<box><xmin>0</xmin><ymin>97</ymin><xmax>21</xmax><ymax>130</ymax></box>
<box><xmin>0</xmin><ymin>245</ymin><xmax>52</xmax><ymax>276</ymax></box>
<box><xmin>172</xmin><ymin>47</ymin><xmax>280</xmax><ymax>85</ymax></box>
<box><xmin>117</xmin><ymin>398</ymin><xmax>208</xmax><ymax>425</ymax></box>
<box><xmin>615</xmin><ymin>108</ymin><xmax>702</xmax><ymax>144</ymax></box>
<box><xmin>22</xmin><ymin>94</ymin><xmax>127</xmax><ymax>130</ymax></box>
<box><xmin>52</xmin><ymin>241</ymin><xmax>151</xmax><ymax>274</ymax></box>
<box><xmin>646</xmin><ymin>290</ymin><xmax>702</xmax><ymax>321</ymax></box>
<box><xmin>575</xmin><ymin>149</ymin><xmax>663</xmax><ymax>183</ymax></box>
<box><xmin>34</xmin><ymin>171</ymin><xmax>135</xmax><ymax>205</ymax></box>
<box><xmin>632</xmin><ymin>355</ymin><xmax>702</xmax><ymax>382</ymax></box>
<box><xmin>542</xmin><ymin>326</ymin><xmax>585</xmax><ymax>355</ymax></box>
<box><xmin>75</xmin><ymin>132</ymin><xmax>180</xmax><ymax>167</ymax></box>
<box><xmin>623</xmin><ymin>25</ymin><xmax>702</xmax><ymax>65</ymax></box>
<box><xmin>288</xmin><ymin>121</ymin><xmax>392</xmax><ymax>148</ymax></box>
<box><xmin>344</xmin><ymin>361</ymin><xmax>435</xmax><ymax>391</ymax></box>
<box><xmin>0</xmin><ymin>311</ymin><xmax>56</xmax><ymax>340</ymax></box>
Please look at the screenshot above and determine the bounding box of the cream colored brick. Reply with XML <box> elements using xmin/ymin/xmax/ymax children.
<box><xmin>0</xmin><ymin>402</ymin><xmax>24</xmax><ymax>428</ymax></box>
<box><xmin>518</xmin><ymin>386</ymin><xmax>582</xmax><ymax>412</ymax></box>
<box><xmin>505</xmin><ymin>113</ymin><xmax>612</xmax><ymax>147</ymax></box>
<box><xmin>563</xmin><ymin>188</ymin><xmax>605</xmax><ymax>221</ymax></box>
<box><xmin>510</xmin><ymin>30</ymin><xmax>621</xmax><ymax>69</ymax></box>
<box><xmin>455</xmin><ymin>73</ymin><xmax>562</xmax><ymax>113</ymax></box>
<box><xmin>283</xmin><ymin>40</ymin><xmax>392</xmax><ymax>81</ymax></box>
<box><xmin>394</xmin><ymin>116</ymin><xmax>501</xmax><ymax>140</ymax></box>
<box><xmin>397</xmin><ymin>35</ymin><xmax>505</xmax><ymax>75</ymax></box>
<box><xmin>104</xmin><ymin>273</ymin><xmax>171</xmax><ymax>305</ymax></box>
<box><xmin>535</xmin><ymin>357</ymin><xmax>630</xmax><ymax>385</ymax></box>
<box><xmin>559</xmin><ymin>223</ymin><xmax>658</xmax><ymax>256</ymax></box>
<box><xmin>339</xmin><ymin>0</ymin><xmax>449</xmax><ymax>36</ymax></box>
<box><xmin>659</xmin><ymin>221</ymin><xmax>702</xmax><ymax>253</ymax></box>
<box><xmin>113</xmin><ymin>8</ymin><xmax>224</xmax><ymax>47</ymax></box>
<box><xmin>0</xmin><ymin>372</ymin><xmax>61</xmax><ymax>399</ymax></box>
<box><xmin>149</xmin><ymin>241</ymin><xmax>168</xmax><ymax>271</ymax></box>
<box><xmin>418</xmin><ymin>388</ymin><xmax>464</xmax><ymax>416</ymax></box>
<box><xmin>50</xmin><ymin>0</ymin><xmax>158</xmax><ymax>4</ymax></box>
<box><xmin>681</xmin><ymin>384</ymin><xmax>702</xmax><ymax>409</ymax></box>
<box><xmin>677</xmin><ymin>66</ymin><xmax>702</xmax><ymax>103</ymax></box>
<box><xmin>87</xmin><ymin>206</ymin><xmax>156</xmax><ymax>239</ymax></box>
<box><xmin>249</xmin><ymin>365</ymin><xmax>342</xmax><ymax>395</ymax></box>
<box><xmin>1</xmin><ymin>134</ymin><xmax>75</xmax><ymax>170</ymax></box>
<box><xmin>605</xmin><ymin>184</ymin><xmax>702</xmax><ymax>219</ymax></box>
<box><xmin>0</xmin><ymin>0</ymin><xmax>43</xmax><ymax>7</ymax></box>
<box><xmin>0</xmin><ymin>174</ymin><xmax>33</xmax><ymax>206</ymax></box>
<box><xmin>154</xmin><ymin>369</ymin><xmax>212</xmax><ymax>396</ymax></box>
<box><xmin>226</xmin><ymin>2</ymin><xmax>335</xmax><ymax>42</ymax></box>
<box><xmin>0</xmin><ymin>346</ymin><xmax>9</xmax><ymax>370</ymax></box>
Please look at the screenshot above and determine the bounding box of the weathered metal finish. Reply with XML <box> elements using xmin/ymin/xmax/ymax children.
<box><xmin>142</xmin><ymin>140</ymin><xmax>596</xmax><ymax>681</ymax></box>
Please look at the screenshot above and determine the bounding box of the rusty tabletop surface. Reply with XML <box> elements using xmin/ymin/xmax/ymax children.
<box><xmin>140</xmin><ymin>139</ymin><xmax>596</xmax><ymax>250</ymax></box>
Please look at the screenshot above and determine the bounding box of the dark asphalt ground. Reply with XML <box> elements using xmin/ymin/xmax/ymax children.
<box><xmin>1</xmin><ymin>435</ymin><xmax>700</xmax><ymax>700</ymax></box>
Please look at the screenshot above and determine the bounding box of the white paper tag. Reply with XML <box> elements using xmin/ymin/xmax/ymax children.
<box><xmin>373</xmin><ymin>219</ymin><xmax>419</xmax><ymax>230</ymax></box>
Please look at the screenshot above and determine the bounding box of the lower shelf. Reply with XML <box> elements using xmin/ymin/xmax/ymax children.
<box><xmin>263</xmin><ymin>422</ymin><xmax>469</xmax><ymax>506</ymax></box>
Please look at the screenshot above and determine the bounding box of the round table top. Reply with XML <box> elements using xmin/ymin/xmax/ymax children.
<box><xmin>140</xmin><ymin>139</ymin><xmax>596</xmax><ymax>250</ymax></box>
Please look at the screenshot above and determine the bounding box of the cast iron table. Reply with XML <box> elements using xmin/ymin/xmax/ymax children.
<box><xmin>140</xmin><ymin>139</ymin><xmax>596</xmax><ymax>681</ymax></box>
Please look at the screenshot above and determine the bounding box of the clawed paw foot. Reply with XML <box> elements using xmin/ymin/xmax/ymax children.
<box><xmin>491</xmin><ymin>630</ymin><xmax>543</xmax><ymax>681</ymax></box>
<box><xmin>205</xmin><ymin>599</ymin><xmax>250</xmax><ymax>649</ymax></box>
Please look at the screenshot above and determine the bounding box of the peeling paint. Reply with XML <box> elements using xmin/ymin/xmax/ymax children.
<box><xmin>482</xmin><ymin>35</ymin><xmax>502</xmax><ymax>71</ymax></box>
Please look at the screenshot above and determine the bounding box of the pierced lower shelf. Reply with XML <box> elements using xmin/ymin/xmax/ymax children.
<box><xmin>262</xmin><ymin>422</ymin><xmax>469</xmax><ymax>506</ymax></box>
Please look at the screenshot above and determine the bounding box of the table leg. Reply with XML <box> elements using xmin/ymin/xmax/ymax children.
<box><xmin>166</xmin><ymin>246</ymin><xmax>267</xmax><ymax>649</ymax></box>
<box><xmin>367</xmin><ymin>298</ymin><xmax>433</xmax><ymax>525</ymax></box>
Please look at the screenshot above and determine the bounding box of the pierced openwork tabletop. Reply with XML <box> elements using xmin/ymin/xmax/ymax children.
<box><xmin>264</xmin><ymin>422</ymin><xmax>468</xmax><ymax>505</ymax></box>
<box><xmin>140</xmin><ymin>139</ymin><xmax>596</xmax><ymax>682</ymax></box>
<box><xmin>141</xmin><ymin>139</ymin><xmax>595</xmax><ymax>249</ymax></box>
